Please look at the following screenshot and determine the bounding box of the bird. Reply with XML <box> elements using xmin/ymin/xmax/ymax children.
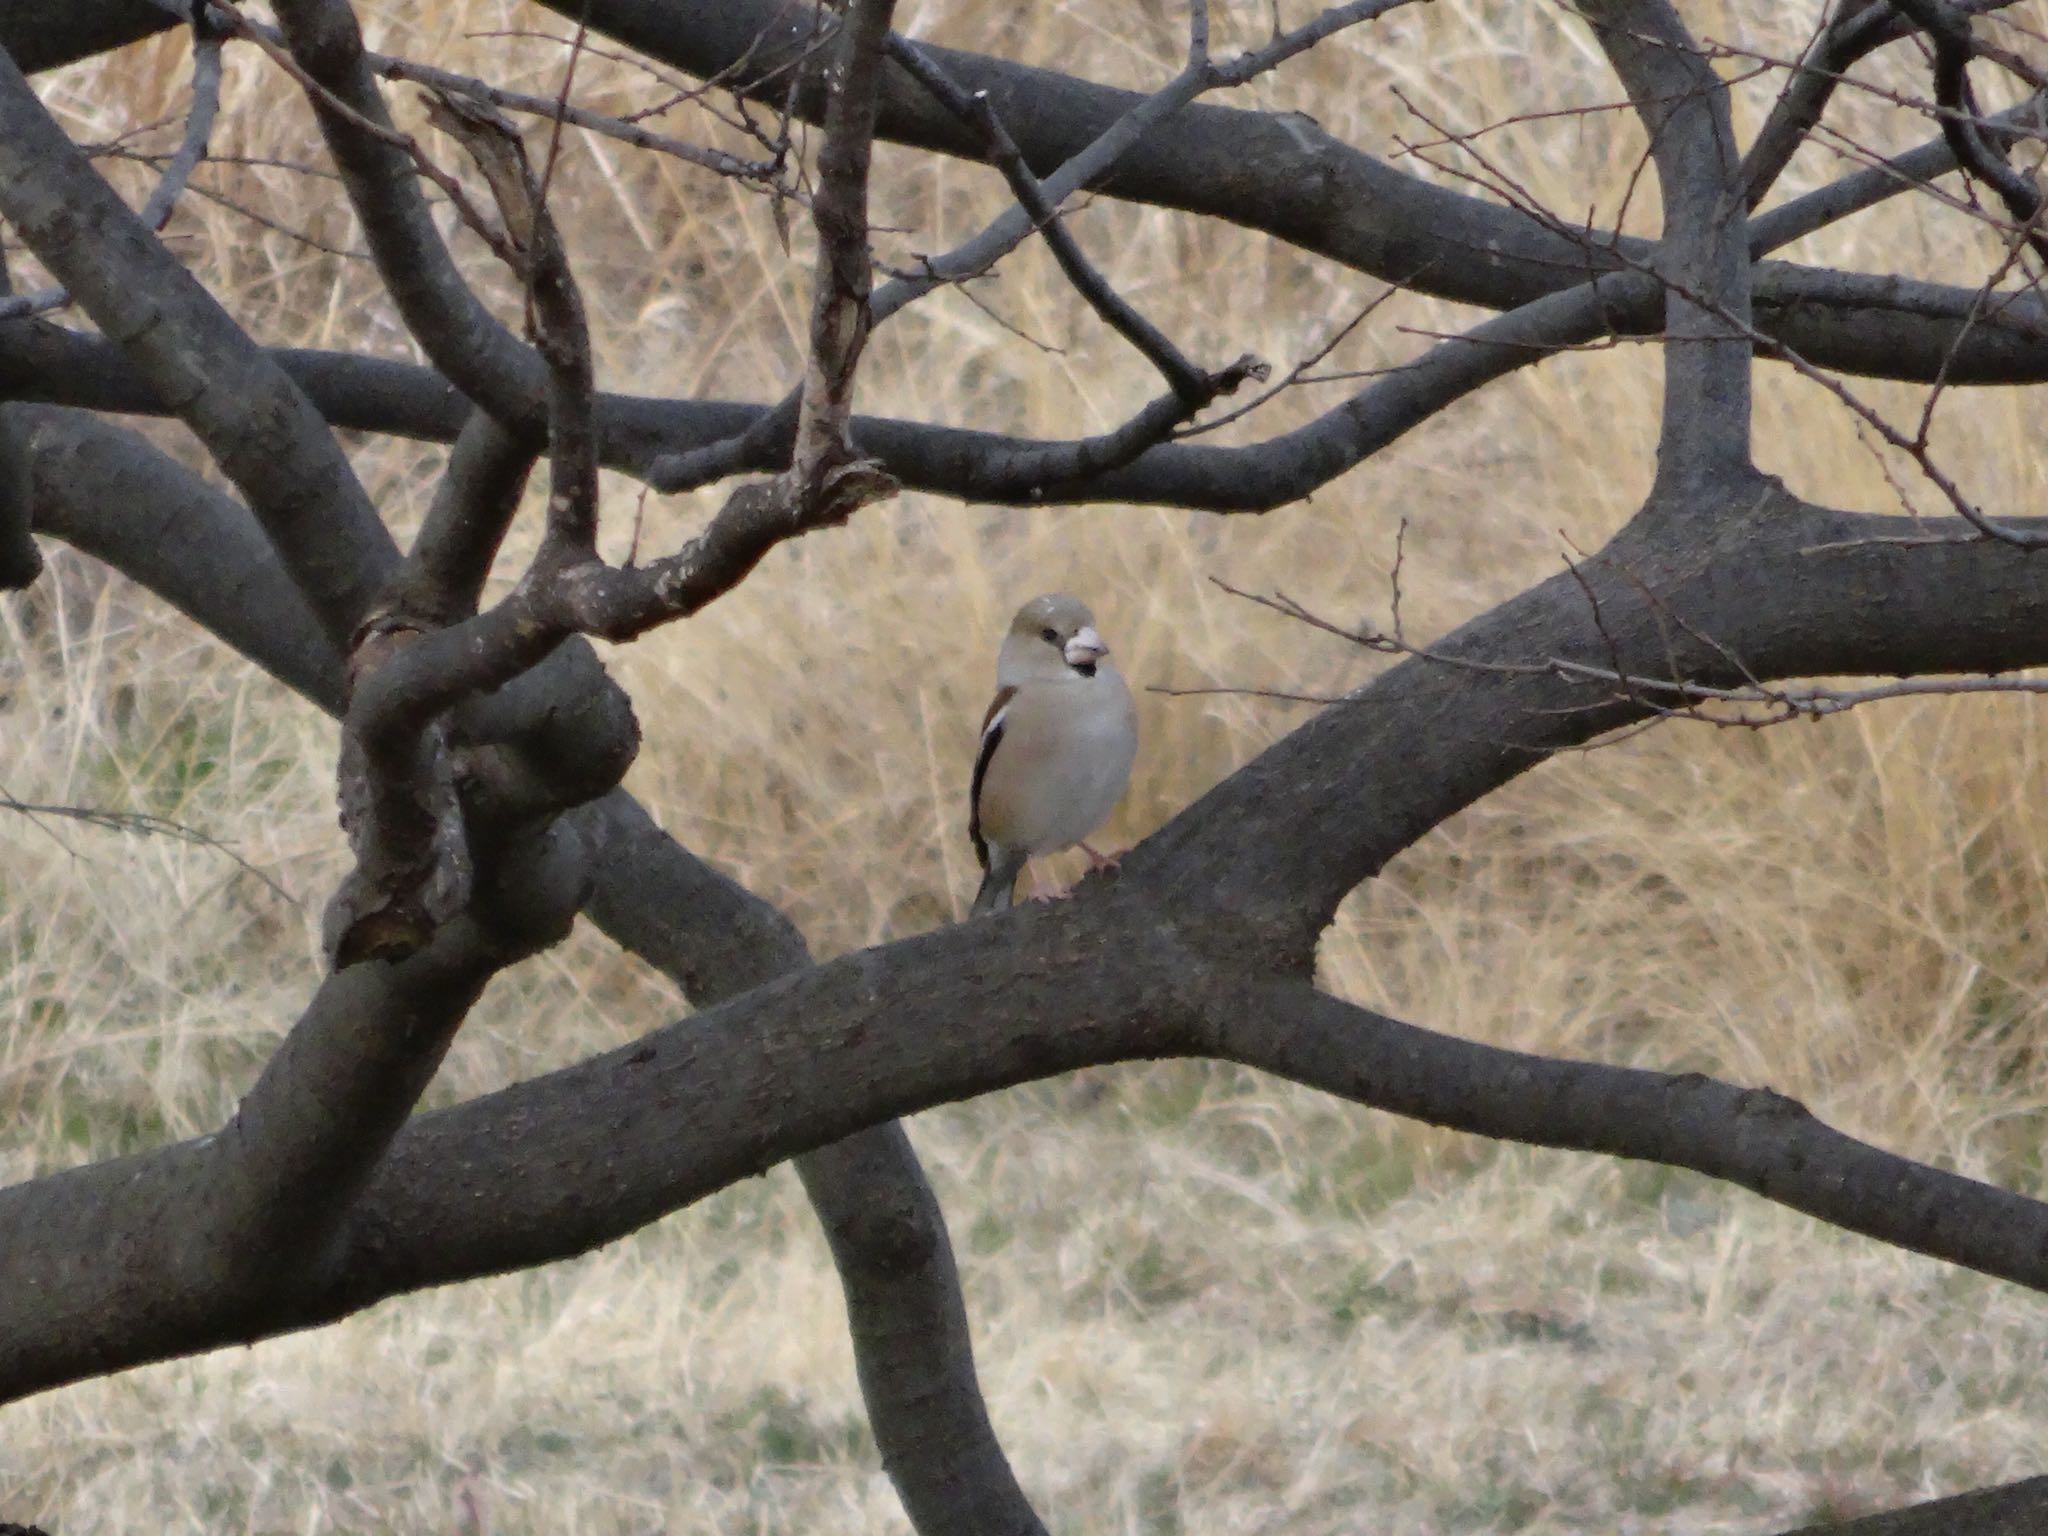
<box><xmin>969</xmin><ymin>593</ymin><xmax>1139</xmax><ymax>916</ymax></box>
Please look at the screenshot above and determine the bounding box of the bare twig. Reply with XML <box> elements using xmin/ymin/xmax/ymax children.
<box><xmin>1886</xmin><ymin>0</ymin><xmax>2048</xmax><ymax>264</ymax></box>
<box><xmin>1194</xmin><ymin>577</ymin><xmax>2048</xmax><ymax>737</ymax></box>
<box><xmin>887</xmin><ymin>35</ymin><xmax>1238</xmax><ymax>407</ymax></box>
<box><xmin>1387</xmin><ymin>53</ymin><xmax>2048</xmax><ymax>548</ymax></box>
<box><xmin>643</xmin><ymin>0</ymin><xmax>1418</xmax><ymax>494</ymax></box>
<box><xmin>1174</xmin><ymin>286</ymin><xmax>1400</xmax><ymax>438</ymax></box>
<box><xmin>419</xmin><ymin>86</ymin><xmax>598</xmax><ymax>565</ymax></box>
<box><xmin>0</xmin><ymin>795</ymin><xmax>294</xmax><ymax>903</ymax></box>
<box><xmin>207</xmin><ymin>0</ymin><xmax>789</xmax><ymax>187</ymax></box>
<box><xmin>786</xmin><ymin>0</ymin><xmax>896</xmax><ymax>504</ymax></box>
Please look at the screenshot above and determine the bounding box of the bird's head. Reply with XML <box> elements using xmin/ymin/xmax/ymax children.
<box><xmin>999</xmin><ymin>593</ymin><xmax>1110</xmax><ymax>683</ymax></box>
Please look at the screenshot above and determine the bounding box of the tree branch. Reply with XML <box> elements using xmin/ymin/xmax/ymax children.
<box><xmin>267</xmin><ymin>0</ymin><xmax>552</xmax><ymax>437</ymax></box>
<box><xmin>641</xmin><ymin>21</ymin><xmax>1225</xmax><ymax>494</ymax></box>
<box><xmin>12</xmin><ymin>406</ymin><xmax>344</xmax><ymax>708</ymax></box>
<box><xmin>1128</xmin><ymin>483</ymin><xmax>2048</xmax><ymax>949</ymax></box>
<box><xmin>1886</xmin><ymin>0</ymin><xmax>2048</xmax><ymax>263</ymax></box>
<box><xmin>0</xmin><ymin>862</ymin><xmax>578</xmax><ymax>1401</ymax></box>
<box><xmin>0</xmin><ymin>43</ymin><xmax>393</xmax><ymax>644</ymax></box>
<box><xmin>16</xmin><ymin>410</ymin><xmax>1047</xmax><ymax>1535</ymax></box>
<box><xmin>15</xmin><ymin>859</ymin><xmax>2048</xmax><ymax>1408</ymax></box>
<box><xmin>578</xmin><ymin>793</ymin><xmax>1051</xmax><ymax>1536</ymax></box>
<box><xmin>0</xmin><ymin>0</ymin><xmax>183</xmax><ymax>74</ymax></box>
<box><xmin>1577</xmin><ymin>0</ymin><xmax>1754</xmax><ymax>497</ymax></box>
<box><xmin>7</xmin><ymin>257</ymin><xmax>2046</xmax><ymax>522</ymax></box>
<box><xmin>516</xmin><ymin>0</ymin><xmax>2045</xmax><ymax>388</ymax></box>
<box><xmin>27</xmin><ymin>0</ymin><xmax>2048</xmax><ymax>391</ymax></box>
<box><xmin>642</xmin><ymin>0</ymin><xmax>1406</xmax><ymax>494</ymax></box>
<box><xmin>1734</xmin><ymin>1</ymin><xmax>2027</xmax><ymax>206</ymax></box>
<box><xmin>0</xmin><ymin>5</ymin><xmax>223</xmax><ymax>323</ymax></box>
<box><xmin>385</xmin><ymin>410</ymin><xmax>537</xmax><ymax>628</ymax></box>
<box><xmin>0</xmin><ymin>403</ymin><xmax>41</xmax><ymax>591</ymax></box>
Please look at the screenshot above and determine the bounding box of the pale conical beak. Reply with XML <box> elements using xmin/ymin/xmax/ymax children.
<box><xmin>1065</xmin><ymin>626</ymin><xmax>1108</xmax><ymax>667</ymax></box>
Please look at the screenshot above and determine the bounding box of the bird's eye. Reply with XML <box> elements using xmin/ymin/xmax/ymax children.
<box><xmin>1041</xmin><ymin>627</ymin><xmax>1059</xmax><ymax>643</ymax></box>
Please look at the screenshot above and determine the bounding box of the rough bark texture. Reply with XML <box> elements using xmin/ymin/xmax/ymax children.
<box><xmin>4</xmin><ymin>3</ymin><xmax>2048</xmax><ymax>1531</ymax></box>
<box><xmin>1785</xmin><ymin>1477</ymin><xmax>2048</xmax><ymax>1534</ymax></box>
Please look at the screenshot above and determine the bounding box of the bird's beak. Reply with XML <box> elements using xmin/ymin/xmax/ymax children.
<box><xmin>1065</xmin><ymin>626</ymin><xmax>1108</xmax><ymax>667</ymax></box>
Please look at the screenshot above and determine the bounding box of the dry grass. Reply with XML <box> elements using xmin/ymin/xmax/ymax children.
<box><xmin>5</xmin><ymin>1</ymin><xmax>2048</xmax><ymax>1531</ymax></box>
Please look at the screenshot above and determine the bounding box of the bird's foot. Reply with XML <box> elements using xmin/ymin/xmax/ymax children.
<box><xmin>1027</xmin><ymin>865</ymin><xmax>1073</xmax><ymax>902</ymax></box>
<box><xmin>1079</xmin><ymin>841</ymin><xmax>1124</xmax><ymax>873</ymax></box>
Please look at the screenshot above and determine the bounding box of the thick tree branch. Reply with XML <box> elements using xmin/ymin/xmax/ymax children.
<box><xmin>16</xmin><ymin>414</ymin><xmax>1048</xmax><ymax>1534</ymax></box>
<box><xmin>26</xmin><ymin>0</ymin><xmax>2048</xmax><ymax>390</ymax></box>
<box><xmin>5</xmin><ymin>266</ymin><xmax>2044</xmax><ymax>523</ymax></box>
<box><xmin>0</xmin><ymin>874</ymin><xmax>575</xmax><ymax>1400</ymax></box>
<box><xmin>0</xmin><ymin>0</ymin><xmax>181</xmax><ymax>74</ymax></box>
<box><xmin>386</xmin><ymin>410</ymin><xmax>537</xmax><ymax>628</ymax></box>
<box><xmin>12</xmin><ymin>406</ymin><xmax>343</xmax><ymax>708</ymax></box>
<box><xmin>0</xmin><ymin>6</ymin><xmax>222</xmax><ymax>324</ymax></box>
<box><xmin>0</xmin><ymin>82</ymin><xmax>2030</xmax><ymax>524</ymax></box>
<box><xmin>1779</xmin><ymin>1476</ymin><xmax>2048</xmax><ymax>1534</ymax></box>
<box><xmin>267</xmin><ymin>0</ymin><xmax>552</xmax><ymax>437</ymax></box>
<box><xmin>12</xmin><ymin>835</ymin><xmax>2048</xmax><ymax>1408</ymax></box>
<box><xmin>0</xmin><ymin>43</ymin><xmax>392</xmax><ymax>644</ymax></box>
<box><xmin>4</xmin><ymin>24</ymin><xmax>2046</xmax><ymax>526</ymax></box>
<box><xmin>578</xmin><ymin>794</ymin><xmax>1051</xmax><ymax>1536</ymax></box>
<box><xmin>1578</xmin><ymin>0</ymin><xmax>1754</xmax><ymax>496</ymax></box>
<box><xmin>0</xmin><ymin>403</ymin><xmax>40</xmax><ymax>590</ymax></box>
<box><xmin>1216</xmin><ymin>978</ymin><xmax>2048</xmax><ymax>1290</ymax></box>
<box><xmin>1129</xmin><ymin>482</ymin><xmax>2048</xmax><ymax>948</ymax></box>
<box><xmin>523</xmin><ymin>0</ymin><xmax>2048</xmax><ymax>387</ymax></box>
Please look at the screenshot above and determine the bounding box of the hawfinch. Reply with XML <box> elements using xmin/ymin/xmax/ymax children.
<box><xmin>969</xmin><ymin>593</ymin><xmax>1139</xmax><ymax>916</ymax></box>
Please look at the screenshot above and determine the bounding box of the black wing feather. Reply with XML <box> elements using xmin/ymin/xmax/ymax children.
<box><xmin>968</xmin><ymin>686</ymin><xmax>1017</xmax><ymax>871</ymax></box>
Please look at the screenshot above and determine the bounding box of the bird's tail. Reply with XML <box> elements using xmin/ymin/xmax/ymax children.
<box><xmin>971</xmin><ymin>849</ymin><xmax>1028</xmax><ymax>917</ymax></box>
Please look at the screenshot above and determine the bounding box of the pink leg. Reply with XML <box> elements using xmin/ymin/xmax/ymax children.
<box><xmin>1026</xmin><ymin>863</ymin><xmax>1071</xmax><ymax>902</ymax></box>
<box><xmin>1079</xmin><ymin>841</ymin><xmax>1124</xmax><ymax>872</ymax></box>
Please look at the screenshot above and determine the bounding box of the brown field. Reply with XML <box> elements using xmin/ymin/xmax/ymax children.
<box><xmin>5</xmin><ymin>2</ymin><xmax>2048</xmax><ymax>1531</ymax></box>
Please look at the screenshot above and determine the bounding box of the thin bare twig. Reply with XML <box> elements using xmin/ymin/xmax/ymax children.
<box><xmin>0</xmin><ymin>795</ymin><xmax>294</xmax><ymax>903</ymax></box>
<box><xmin>1384</xmin><ymin>60</ymin><xmax>2048</xmax><ymax>549</ymax></box>
<box><xmin>643</xmin><ymin>0</ymin><xmax>1421</xmax><ymax>495</ymax></box>
<box><xmin>886</xmin><ymin>36</ymin><xmax>1231</xmax><ymax>406</ymax></box>
<box><xmin>1174</xmin><ymin>286</ymin><xmax>1402</xmax><ymax>438</ymax></box>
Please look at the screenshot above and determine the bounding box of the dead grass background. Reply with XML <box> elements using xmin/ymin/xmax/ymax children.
<box><xmin>4</xmin><ymin>1</ymin><xmax>2048</xmax><ymax>1531</ymax></box>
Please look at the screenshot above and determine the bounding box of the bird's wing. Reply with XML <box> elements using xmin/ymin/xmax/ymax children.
<box><xmin>968</xmin><ymin>684</ymin><xmax>1019</xmax><ymax>871</ymax></box>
